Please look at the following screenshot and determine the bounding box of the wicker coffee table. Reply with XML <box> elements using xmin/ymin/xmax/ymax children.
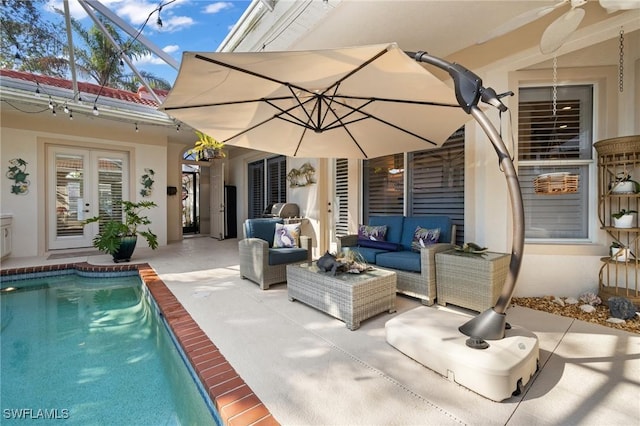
<box><xmin>435</xmin><ymin>249</ymin><xmax>511</xmax><ymax>312</ymax></box>
<box><xmin>287</xmin><ymin>262</ymin><xmax>397</xmax><ymax>330</ymax></box>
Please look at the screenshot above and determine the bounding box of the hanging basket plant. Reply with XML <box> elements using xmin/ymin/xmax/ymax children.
<box><xmin>188</xmin><ymin>131</ymin><xmax>226</xmax><ymax>161</ymax></box>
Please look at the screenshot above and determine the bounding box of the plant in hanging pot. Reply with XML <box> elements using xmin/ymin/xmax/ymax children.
<box><xmin>610</xmin><ymin>171</ymin><xmax>640</xmax><ymax>194</ymax></box>
<box><xmin>612</xmin><ymin>209</ymin><xmax>637</xmax><ymax>228</ymax></box>
<box><xmin>188</xmin><ymin>131</ymin><xmax>226</xmax><ymax>161</ymax></box>
<box><xmin>84</xmin><ymin>200</ymin><xmax>158</xmax><ymax>263</ymax></box>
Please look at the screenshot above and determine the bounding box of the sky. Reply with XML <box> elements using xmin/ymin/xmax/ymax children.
<box><xmin>43</xmin><ymin>0</ymin><xmax>252</xmax><ymax>84</ymax></box>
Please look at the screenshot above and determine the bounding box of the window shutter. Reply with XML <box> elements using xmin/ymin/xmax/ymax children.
<box><xmin>408</xmin><ymin>129</ymin><xmax>465</xmax><ymax>245</ymax></box>
<box><xmin>335</xmin><ymin>159</ymin><xmax>349</xmax><ymax>237</ymax></box>
<box><xmin>363</xmin><ymin>154</ymin><xmax>404</xmax><ymax>222</ymax></box>
<box><xmin>247</xmin><ymin>160</ymin><xmax>264</xmax><ymax>219</ymax></box>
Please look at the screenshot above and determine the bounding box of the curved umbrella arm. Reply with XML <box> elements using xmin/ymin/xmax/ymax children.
<box><xmin>412</xmin><ymin>51</ymin><xmax>525</xmax><ymax>341</ymax></box>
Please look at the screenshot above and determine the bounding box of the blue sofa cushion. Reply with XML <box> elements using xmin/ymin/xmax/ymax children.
<box><xmin>400</xmin><ymin>216</ymin><xmax>451</xmax><ymax>251</ymax></box>
<box><xmin>245</xmin><ymin>218</ymin><xmax>283</xmax><ymax>248</ymax></box>
<box><xmin>268</xmin><ymin>247</ymin><xmax>309</xmax><ymax>265</ymax></box>
<box><xmin>357</xmin><ymin>239</ymin><xmax>400</xmax><ymax>251</ymax></box>
<box><xmin>376</xmin><ymin>251</ymin><xmax>421</xmax><ymax>273</ymax></box>
<box><xmin>369</xmin><ymin>216</ymin><xmax>404</xmax><ymax>244</ymax></box>
<box><xmin>343</xmin><ymin>246</ymin><xmax>386</xmax><ymax>264</ymax></box>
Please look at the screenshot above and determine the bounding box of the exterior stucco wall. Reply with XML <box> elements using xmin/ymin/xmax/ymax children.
<box><xmin>1</xmin><ymin>110</ymin><xmax>169</xmax><ymax>257</ymax></box>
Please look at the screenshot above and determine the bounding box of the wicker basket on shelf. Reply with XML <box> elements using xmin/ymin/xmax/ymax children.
<box><xmin>534</xmin><ymin>172</ymin><xmax>579</xmax><ymax>195</ymax></box>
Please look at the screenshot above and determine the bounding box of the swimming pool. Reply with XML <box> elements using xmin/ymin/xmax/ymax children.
<box><xmin>1</xmin><ymin>272</ymin><xmax>219</xmax><ymax>425</ymax></box>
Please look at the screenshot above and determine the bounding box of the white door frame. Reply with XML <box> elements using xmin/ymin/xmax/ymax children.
<box><xmin>47</xmin><ymin>145</ymin><xmax>129</xmax><ymax>250</ymax></box>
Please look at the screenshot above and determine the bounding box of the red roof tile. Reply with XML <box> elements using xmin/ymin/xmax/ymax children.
<box><xmin>0</xmin><ymin>69</ymin><xmax>167</xmax><ymax>107</ymax></box>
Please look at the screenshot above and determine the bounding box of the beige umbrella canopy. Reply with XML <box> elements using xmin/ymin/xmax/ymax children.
<box><xmin>160</xmin><ymin>43</ymin><xmax>471</xmax><ymax>159</ymax></box>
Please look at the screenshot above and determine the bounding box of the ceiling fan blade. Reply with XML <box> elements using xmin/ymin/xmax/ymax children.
<box><xmin>599</xmin><ymin>0</ymin><xmax>640</xmax><ymax>12</ymax></box>
<box><xmin>540</xmin><ymin>7</ymin><xmax>586</xmax><ymax>54</ymax></box>
<box><xmin>477</xmin><ymin>0</ymin><xmax>569</xmax><ymax>44</ymax></box>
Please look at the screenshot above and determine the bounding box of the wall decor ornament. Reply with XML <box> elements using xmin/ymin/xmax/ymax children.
<box><xmin>139</xmin><ymin>168</ymin><xmax>155</xmax><ymax>197</ymax></box>
<box><xmin>287</xmin><ymin>162</ymin><xmax>316</xmax><ymax>187</ymax></box>
<box><xmin>6</xmin><ymin>158</ymin><xmax>30</xmax><ymax>195</ymax></box>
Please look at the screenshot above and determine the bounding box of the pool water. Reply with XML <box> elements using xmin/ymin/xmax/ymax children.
<box><xmin>1</xmin><ymin>274</ymin><xmax>218</xmax><ymax>425</ymax></box>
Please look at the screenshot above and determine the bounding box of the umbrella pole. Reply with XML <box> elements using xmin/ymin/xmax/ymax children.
<box><xmin>412</xmin><ymin>51</ymin><xmax>525</xmax><ymax>343</ymax></box>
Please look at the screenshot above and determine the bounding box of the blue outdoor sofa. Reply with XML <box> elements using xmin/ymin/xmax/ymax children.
<box><xmin>337</xmin><ymin>215</ymin><xmax>456</xmax><ymax>305</ymax></box>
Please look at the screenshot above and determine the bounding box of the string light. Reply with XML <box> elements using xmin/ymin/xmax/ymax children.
<box><xmin>69</xmin><ymin>110</ymin><xmax>73</xmax><ymax>120</ymax></box>
<box><xmin>48</xmin><ymin>97</ymin><xmax>54</xmax><ymax>109</ymax></box>
<box><xmin>35</xmin><ymin>84</ymin><xmax>41</xmax><ymax>97</ymax></box>
<box><xmin>51</xmin><ymin>108</ymin><xmax>56</xmax><ymax>116</ymax></box>
<box><xmin>156</xmin><ymin>6</ymin><xmax>163</xmax><ymax>28</ymax></box>
<box><xmin>92</xmin><ymin>104</ymin><xmax>99</xmax><ymax>116</ymax></box>
<box><xmin>135</xmin><ymin>122</ymin><xmax>139</xmax><ymax>132</ymax></box>
<box><xmin>64</xmin><ymin>103</ymin><xmax>69</xmax><ymax>114</ymax></box>
<box><xmin>176</xmin><ymin>123</ymin><xmax>181</xmax><ymax>132</ymax></box>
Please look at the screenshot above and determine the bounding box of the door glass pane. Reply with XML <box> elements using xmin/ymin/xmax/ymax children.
<box><xmin>97</xmin><ymin>156</ymin><xmax>123</xmax><ymax>230</ymax></box>
<box><xmin>55</xmin><ymin>154</ymin><xmax>85</xmax><ymax>237</ymax></box>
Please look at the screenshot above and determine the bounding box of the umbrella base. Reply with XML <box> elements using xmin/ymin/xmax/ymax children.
<box><xmin>385</xmin><ymin>306</ymin><xmax>539</xmax><ymax>401</ymax></box>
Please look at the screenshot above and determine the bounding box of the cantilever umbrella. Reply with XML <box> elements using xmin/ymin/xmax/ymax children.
<box><xmin>159</xmin><ymin>43</ymin><xmax>472</xmax><ymax>159</ymax></box>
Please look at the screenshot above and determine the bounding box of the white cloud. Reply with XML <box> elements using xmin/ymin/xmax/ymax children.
<box><xmin>163</xmin><ymin>45</ymin><xmax>180</xmax><ymax>54</ymax></box>
<box><xmin>161</xmin><ymin>15</ymin><xmax>195</xmax><ymax>32</ymax></box>
<box><xmin>203</xmin><ymin>2</ymin><xmax>233</xmax><ymax>14</ymax></box>
<box><xmin>132</xmin><ymin>45</ymin><xmax>180</xmax><ymax>66</ymax></box>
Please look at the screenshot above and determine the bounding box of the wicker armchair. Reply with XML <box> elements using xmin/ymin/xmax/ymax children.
<box><xmin>239</xmin><ymin>218</ymin><xmax>312</xmax><ymax>290</ymax></box>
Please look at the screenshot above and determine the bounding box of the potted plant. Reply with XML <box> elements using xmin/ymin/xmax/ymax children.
<box><xmin>612</xmin><ymin>209</ymin><xmax>637</xmax><ymax>228</ymax></box>
<box><xmin>188</xmin><ymin>130</ymin><xmax>226</xmax><ymax>160</ymax></box>
<box><xmin>610</xmin><ymin>242</ymin><xmax>633</xmax><ymax>262</ymax></box>
<box><xmin>610</xmin><ymin>171</ymin><xmax>640</xmax><ymax>194</ymax></box>
<box><xmin>84</xmin><ymin>200</ymin><xmax>158</xmax><ymax>263</ymax></box>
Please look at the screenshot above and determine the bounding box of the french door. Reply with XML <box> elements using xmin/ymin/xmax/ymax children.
<box><xmin>47</xmin><ymin>146</ymin><xmax>129</xmax><ymax>250</ymax></box>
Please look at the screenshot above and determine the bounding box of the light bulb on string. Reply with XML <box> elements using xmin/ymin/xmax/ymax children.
<box><xmin>135</xmin><ymin>123</ymin><xmax>139</xmax><ymax>132</ymax></box>
<box><xmin>92</xmin><ymin>104</ymin><xmax>99</xmax><ymax>116</ymax></box>
<box><xmin>48</xmin><ymin>97</ymin><xmax>54</xmax><ymax>109</ymax></box>
<box><xmin>69</xmin><ymin>110</ymin><xmax>73</xmax><ymax>120</ymax></box>
<box><xmin>64</xmin><ymin>104</ymin><xmax>69</xmax><ymax>114</ymax></box>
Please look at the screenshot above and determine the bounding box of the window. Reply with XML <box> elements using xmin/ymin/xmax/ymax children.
<box><xmin>518</xmin><ymin>85</ymin><xmax>593</xmax><ymax>240</ymax></box>
<box><xmin>362</xmin><ymin>130</ymin><xmax>464</xmax><ymax>245</ymax></box>
<box><xmin>247</xmin><ymin>155</ymin><xmax>287</xmax><ymax>218</ymax></box>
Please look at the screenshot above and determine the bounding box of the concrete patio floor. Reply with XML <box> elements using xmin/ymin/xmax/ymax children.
<box><xmin>3</xmin><ymin>236</ymin><xmax>639</xmax><ymax>425</ymax></box>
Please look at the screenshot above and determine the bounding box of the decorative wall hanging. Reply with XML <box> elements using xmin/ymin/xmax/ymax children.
<box><xmin>139</xmin><ymin>168</ymin><xmax>155</xmax><ymax>197</ymax></box>
<box><xmin>287</xmin><ymin>162</ymin><xmax>316</xmax><ymax>187</ymax></box>
<box><xmin>6</xmin><ymin>158</ymin><xmax>30</xmax><ymax>195</ymax></box>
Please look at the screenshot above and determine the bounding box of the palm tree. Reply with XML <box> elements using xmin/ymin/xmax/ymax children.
<box><xmin>62</xmin><ymin>12</ymin><xmax>171</xmax><ymax>91</ymax></box>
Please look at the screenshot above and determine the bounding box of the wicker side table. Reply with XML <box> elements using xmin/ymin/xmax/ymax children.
<box><xmin>435</xmin><ymin>250</ymin><xmax>511</xmax><ymax>312</ymax></box>
<box><xmin>287</xmin><ymin>262</ymin><xmax>397</xmax><ymax>330</ymax></box>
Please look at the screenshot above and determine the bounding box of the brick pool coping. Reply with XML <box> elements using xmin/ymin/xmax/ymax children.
<box><xmin>1</xmin><ymin>262</ymin><xmax>279</xmax><ymax>426</ymax></box>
